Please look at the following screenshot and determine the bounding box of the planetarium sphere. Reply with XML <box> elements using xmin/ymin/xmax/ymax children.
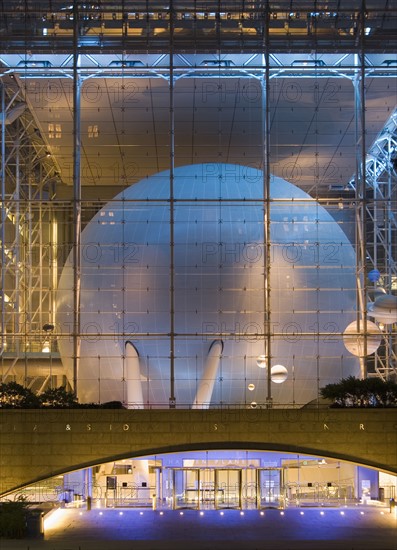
<box><xmin>57</xmin><ymin>163</ymin><xmax>359</xmax><ymax>407</ymax></box>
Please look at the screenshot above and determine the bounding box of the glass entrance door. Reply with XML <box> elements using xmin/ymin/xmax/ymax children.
<box><xmin>172</xmin><ymin>468</ymin><xmax>200</xmax><ymax>509</ymax></box>
<box><xmin>256</xmin><ymin>468</ymin><xmax>283</xmax><ymax>508</ymax></box>
<box><xmin>215</xmin><ymin>469</ymin><xmax>242</xmax><ymax>509</ymax></box>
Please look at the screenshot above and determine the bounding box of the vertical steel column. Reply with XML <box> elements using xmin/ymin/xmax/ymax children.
<box><xmin>169</xmin><ymin>0</ymin><xmax>176</xmax><ymax>407</ymax></box>
<box><xmin>1</xmin><ymin>84</ymin><xmax>6</xmax><ymax>357</ymax></box>
<box><xmin>353</xmin><ymin>2</ymin><xmax>368</xmax><ymax>378</ymax></box>
<box><xmin>14</xmin><ymin>141</ymin><xmax>21</xmax><ymax>356</ymax></box>
<box><xmin>72</xmin><ymin>3</ymin><xmax>82</xmax><ymax>393</ymax></box>
<box><xmin>384</xmin><ymin>137</ymin><xmax>394</xmax><ymax>379</ymax></box>
<box><xmin>262</xmin><ymin>3</ymin><xmax>272</xmax><ymax>407</ymax></box>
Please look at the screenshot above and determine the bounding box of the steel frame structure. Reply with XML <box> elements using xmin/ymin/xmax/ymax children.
<box><xmin>1</xmin><ymin>1</ymin><xmax>396</xmax><ymax>401</ymax></box>
<box><xmin>0</xmin><ymin>76</ymin><xmax>60</xmax><ymax>388</ymax></box>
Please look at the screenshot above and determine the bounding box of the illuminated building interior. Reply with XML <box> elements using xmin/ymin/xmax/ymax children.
<box><xmin>6</xmin><ymin>451</ymin><xmax>397</xmax><ymax>511</ymax></box>
<box><xmin>0</xmin><ymin>1</ymin><xmax>396</xmax><ymax>541</ymax></box>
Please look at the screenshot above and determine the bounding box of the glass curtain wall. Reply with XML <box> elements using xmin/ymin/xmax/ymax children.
<box><xmin>0</xmin><ymin>2</ymin><xmax>396</xmax><ymax>408</ymax></box>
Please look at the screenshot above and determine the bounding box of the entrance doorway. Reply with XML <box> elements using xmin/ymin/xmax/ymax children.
<box><xmin>168</xmin><ymin>468</ymin><xmax>243</xmax><ymax>509</ymax></box>
<box><xmin>256</xmin><ymin>468</ymin><xmax>283</xmax><ymax>508</ymax></box>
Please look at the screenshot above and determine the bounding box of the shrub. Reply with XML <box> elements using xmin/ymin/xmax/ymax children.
<box><xmin>0</xmin><ymin>497</ymin><xmax>28</xmax><ymax>538</ymax></box>
<box><xmin>320</xmin><ymin>376</ymin><xmax>397</xmax><ymax>407</ymax></box>
<box><xmin>0</xmin><ymin>382</ymin><xmax>39</xmax><ymax>409</ymax></box>
<box><xmin>39</xmin><ymin>386</ymin><xmax>78</xmax><ymax>408</ymax></box>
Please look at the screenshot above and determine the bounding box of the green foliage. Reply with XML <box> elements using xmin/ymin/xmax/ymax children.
<box><xmin>0</xmin><ymin>382</ymin><xmax>39</xmax><ymax>409</ymax></box>
<box><xmin>0</xmin><ymin>496</ymin><xmax>28</xmax><ymax>538</ymax></box>
<box><xmin>39</xmin><ymin>386</ymin><xmax>78</xmax><ymax>408</ymax></box>
<box><xmin>0</xmin><ymin>383</ymin><xmax>126</xmax><ymax>409</ymax></box>
<box><xmin>320</xmin><ymin>376</ymin><xmax>397</xmax><ymax>407</ymax></box>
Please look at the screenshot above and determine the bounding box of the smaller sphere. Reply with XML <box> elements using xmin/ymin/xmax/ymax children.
<box><xmin>250</xmin><ymin>401</ymin><xmax>258</xmax><ymax>409</ymax></box>
<box><xmin>248</xmin><ymin>383</ymin><xmax>255</xmax><ymax>391</ymax></box>
<box><xmin>256</xmin><ymin>355</ymin><xmax>267</xmax><ymax>369</ymax></box>
<box><xmin>368</xmin><ymin>269</ymin><xmax>381</xmax><ymax>283</ymax></box>
<box><xmin>271</xmin><ymin>365</ymin><xmax>288</xmax><ymax>384</ymax></box>
<box><xmin>343</xmin><ymin>320</ymin><xmax>382</xmax><ymax>356</ymax></box>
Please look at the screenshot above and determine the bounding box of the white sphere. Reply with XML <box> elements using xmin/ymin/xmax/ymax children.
<box><xmin>271</xmin><ymin>365</ymin><xmax>288</xmax><ymax>384</ymax></box>
<box><xmin>248</xmin><ymin>383</ymin><xmax>255</xmax><ymax>391</ymax></box>
<box><xmin>343</xmin><ymin>320</ymin><xmax>382</xmax><ymax>356</ymax></box>
<box><xmin>256</xmin><ymin>355</ymin><xmax>267</xmax><ymax>369</ymax></box>
<box><xmin>57</xmin><ymin>164</ymin><xmax>359</xmax><ymax>407</ymax></box>
<box><xmin>367</xmin><ymin>294</ymin><xmax>397</xmax><ymax>325</ymax></box>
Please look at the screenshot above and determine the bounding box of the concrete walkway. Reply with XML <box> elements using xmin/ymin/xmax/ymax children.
<box><xmin>1</xmin><ymin>506</ymin><xmax>397</xmax><ymax>550</ymax></box>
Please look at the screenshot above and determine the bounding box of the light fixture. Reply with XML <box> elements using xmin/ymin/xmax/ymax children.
<box><xmin>248</xmin><ymin>383</ymin><xmax>255</xmax><ymax>391</ymax></box>
<box><xmin>42</xmin><ymin>323</ymin><xmax>54</xmax><ymax>353</ymax></box>
<box><xmin>256</xmin><ymin>355</ymin><xmax>267</xmax><ymax>368</ymax></box>
<box><xmin>42</xmin><ymin>340</ymin><xmax>50</xmax><ymax>353</ymax></box>
<box><xmin>250</xmin><ymin>401</ymin><xmax>257</xmax><ymax>408</ymax></box>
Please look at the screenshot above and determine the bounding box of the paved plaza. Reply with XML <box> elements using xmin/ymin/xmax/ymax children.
<box><xmin>1</xmin><ymin>506</ymin><xmax>397</xmax><ymax>550</ymax></box>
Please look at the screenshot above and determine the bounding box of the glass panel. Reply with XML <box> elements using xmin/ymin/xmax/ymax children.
<box><xmin>258</xmin><ymin>469</ymin><xmax>282</xmax><ymax>508</ymax></box>
<box><xmin>215</xmin><ymin>469</ymin><xmax>242</xmax><ymax>509</ymax></box>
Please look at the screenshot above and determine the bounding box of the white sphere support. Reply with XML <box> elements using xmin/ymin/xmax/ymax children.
<box><xmin>192</xmin><ymin>340</ymin><xmax>224</xmax><ymax>409</ymax></box>
<box><xmin>125</xmin><ymin>341</ymin><xmax>144</xmax><ymax>409</ymax></box>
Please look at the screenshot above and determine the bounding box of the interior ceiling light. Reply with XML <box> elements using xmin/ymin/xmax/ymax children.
<box><xmin>201</xmin><ymin>59</ymin><xmax>234</xmax><ymax>67</ymax></box>
<box><xmin>17</xmin><ymin>60</ymin><xmax>52</xmax><ymax>68</ymax></box>
<box><xmin>291</xmin><ymin>59</ymin><xmax>326</xmax><ymax>66</ymax></box>
<box><xmin>109</xmin><ymin>60</ymin><xmax>145</xmax><ymax>67</ymax></box>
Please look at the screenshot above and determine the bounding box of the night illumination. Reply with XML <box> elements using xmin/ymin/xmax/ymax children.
<box><xmin>57</xmin><ymin>164</ymin><xmax>359</xmax><ymax>407</ymax></box>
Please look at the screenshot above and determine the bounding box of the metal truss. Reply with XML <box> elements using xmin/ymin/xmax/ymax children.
<box><xmin>349</xmin><ymin>108</ymin><xmax>397</xmax><ymax>380</ymax></box>
<box><xmin>1</xmin><ymin>52</ymin><xmax>397</xmax><ymax>81</ymax></box>
<box><xmin>0</xmin><ymin>76</ymin><xmax>60</xmax><ymax>387</ymax></box>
